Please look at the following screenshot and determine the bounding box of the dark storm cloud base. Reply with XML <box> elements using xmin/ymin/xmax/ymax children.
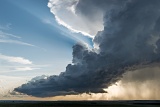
<box><xmin>0</xmin><ymin>100</ymin><xmax>160</xmax><ymax>107</ymax></box>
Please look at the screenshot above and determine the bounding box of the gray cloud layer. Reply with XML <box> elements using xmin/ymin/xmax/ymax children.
<box><xmin>15</xmin><ymin>0</ymin><xmax>160</xmax><ymax>97</ymax></box>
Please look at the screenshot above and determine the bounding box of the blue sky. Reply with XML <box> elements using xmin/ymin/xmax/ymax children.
<box><xmin>0</xmin><ymin>0</ymin><xmax>92</xmax><ymax>79</ymax></box>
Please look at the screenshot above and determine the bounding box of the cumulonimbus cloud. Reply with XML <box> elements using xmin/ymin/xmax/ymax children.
<box><xmin>15</xmin><ymin>0</ymin><xmax>160</xmax><ymax>97</ymax></box>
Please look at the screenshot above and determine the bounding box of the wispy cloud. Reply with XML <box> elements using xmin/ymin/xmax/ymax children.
<box><xmin>0</xmin><ymin>54</ymin><xmax>50</xmax><ymax>73</ymax></box>
<box><xmin>0</xmin><ymin>30</ymin><xmax>21</xmax><ymax>39</ymax></box>
<box><xmin>0</xmin><ymin>28</ymin><xmax>35</xmax><ymax>47</ymax></box>
<box><xmin>0</xmin><ymin>54</ymin><xmax>34</xmax><ymax>72</ymax></box>
<box><xmin>0</xmin><ymin>54</ymin><xmax>32</xmax><ymax>65</ymax></box>
<box><xmin>0</xmin><ymin>39</ymin><xmax>35</xmax><ymax>47</ymax></box>
<box><xmin>13</xmin><ymin>67</ymin><xmax>40</xmax><ymax>71</ymax></box>
<box><xmin>0</xmin><ymin>65</ymin><xmax>49</xmax><ymax>73</ymax></box>
<box><xmin>0</xmin><ymin>23</ymin><xmax>11</xmax><ymax>30</ymax></box>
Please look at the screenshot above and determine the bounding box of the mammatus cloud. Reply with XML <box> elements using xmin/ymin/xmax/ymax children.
<box><xmin>15</xmin><ymin>0</ymin><xmax>160</xmax><ymax>97</ymax></box>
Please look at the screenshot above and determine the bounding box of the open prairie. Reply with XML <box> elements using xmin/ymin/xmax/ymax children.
<box><xmin>0</xmin><ymin>100</ymin><xmax>160</xmax><ymax>107</ymax></box>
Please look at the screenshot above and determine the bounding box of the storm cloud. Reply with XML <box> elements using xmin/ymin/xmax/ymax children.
<box><xmin>15</xmin><ymin>0</ymin><xmax>160</xmax><ymax>97</ymax></box>
<box><xmin>47</xmin><ymin>0</ymin><xmax>104</xmax><ymax>37</ymax></box>
<box><xmin>104</xmin><ymin>64</ymin><xmax>160</xmax><ymax>100</ymax></box>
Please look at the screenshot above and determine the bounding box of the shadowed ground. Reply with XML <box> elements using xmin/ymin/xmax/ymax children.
<box><xmin>0</xmin><ymin>100</ymin><xmax>160</xmax><ymax>107</ymax></box>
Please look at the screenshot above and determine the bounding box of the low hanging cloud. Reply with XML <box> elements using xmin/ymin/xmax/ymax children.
<box><xmin>15</xmin><ymin>0</ymin><xmax>160</xmax><ymax>97</ymax></box>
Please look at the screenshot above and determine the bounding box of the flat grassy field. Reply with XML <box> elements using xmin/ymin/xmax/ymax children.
<box><xmin>0</xmin><ymin>101</ymin><xmax>160</xmax><ymax>107</ymax></box>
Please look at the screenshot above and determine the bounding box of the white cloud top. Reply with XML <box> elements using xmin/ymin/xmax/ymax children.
<box><xmin>48</xmin><ymin>0</ymin><xmax>104</xmax><ymax>38</ymax></box>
